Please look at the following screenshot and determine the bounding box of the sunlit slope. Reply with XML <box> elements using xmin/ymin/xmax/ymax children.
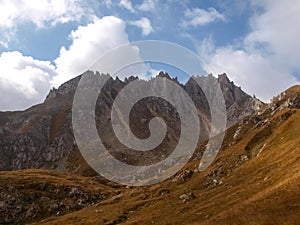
<box><xmin>25</xmin><ymin>89</ymin><xmax>300</xmax><ymax>225</ymax></box>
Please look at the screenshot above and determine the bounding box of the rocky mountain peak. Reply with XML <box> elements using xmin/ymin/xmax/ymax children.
<box><xmin>0</xmin><ymin>70</ymin><xmax>264</xmax><ymax>173</ymax></box>
<box><xmin>157</xmin><ymin>71</ymin><xmax>171</xmax><ymax>79</ymax></box>
<box><xmin>217</xmin><ymin>73</ymin><xmax>230</xmax><ymax>84</ymax></box>
<box><xmin>0</xmin><ymin>74</ymin><xmax>299</xmax><ymax>225</ymax></box>
<box><xmin>155</xmin><ymin>71</ymin><xmax>180</xmax><ymax>84</ymax></box>
<box><xmin>45</xmin><ymin>75</ymin><xmax>82</xmax><ymax>101</ymax></box>
<box><xmin>124</xmin><ymin>75</ymin><xmax>139</xmax><ymax>84</ymax></box>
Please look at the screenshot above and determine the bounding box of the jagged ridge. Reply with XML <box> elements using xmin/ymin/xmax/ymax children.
<box><xmin>0</xmin><ymin>71</ymin><xmax>261</xmax><ymax>173</ymax></box>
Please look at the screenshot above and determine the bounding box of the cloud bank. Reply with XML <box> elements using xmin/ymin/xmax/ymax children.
<box><xmin>0</xmin><ymin>16</ymin><xmax>148</xmax><ymax>111</ymax></box>
<box><xmin>0</xmin><ymin>0</ymin><xmax>299</xmax><ymax>111</ymax></box>
<box><xmin>0</xmin><ymin>16</ymin><xmax>136</xmax><ymax>111</ymax></box>
<box><xmin>199</xmin><ymin>0</ymin><xmax>300</xmax><ymax>102</ymax></box>
<box><xmin>0</xmin><ymin>51</ymin><xmax>55</xmax><ymax>111</ymax></box>
<box><xmin>53</xmin><ymin>16</ymin><xmax>131</xmax><ymax>86</ymax></box>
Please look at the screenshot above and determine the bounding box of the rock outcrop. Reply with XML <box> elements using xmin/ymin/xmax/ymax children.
<box><xmin>0</xmin><ymin>71</ymin><xmax>263</xmax><ymax>173</ymax></box>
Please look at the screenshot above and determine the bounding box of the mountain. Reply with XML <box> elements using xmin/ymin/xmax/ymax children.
<box><xmin>0</xmin><ymin>83</ymin><xmax>299</xmax><ymax>224</ymax></box>
<box><xmin>0</xmin><ymin>71</ymin><xmax>262</xmax><ymax>174</ymax></box>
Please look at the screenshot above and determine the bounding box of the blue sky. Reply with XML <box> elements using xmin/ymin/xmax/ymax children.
<box><xmin>0</xmin><ymin>0</ymin><xmax>299</xmax><ymax>111</ymax></box>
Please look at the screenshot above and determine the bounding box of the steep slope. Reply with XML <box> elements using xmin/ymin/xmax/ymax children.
<box><xmin>0</xmin><ymin>86</ymin><xmax>298</xmax><ymax>225</ymax></box>
<box><xmin>32</xmin><ymin>85</ymin><xmax>299</xmax><ymax>225</ymax></box>
<box><xmin>0</xmin><ymin>71</ymin><xmax>259</xmax><ymax>173</ymax></box>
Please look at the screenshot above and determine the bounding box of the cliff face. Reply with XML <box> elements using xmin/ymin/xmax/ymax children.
<box><xmin>0</xmin><ymin>71</ymin><xmax>263</xmax><ymax>173</ymax></box>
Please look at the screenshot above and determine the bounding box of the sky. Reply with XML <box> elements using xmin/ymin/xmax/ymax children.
<box><xmin>0</xmin><ymin>0</ymin><xmax>299</xmax><ymax>111</ymax></box>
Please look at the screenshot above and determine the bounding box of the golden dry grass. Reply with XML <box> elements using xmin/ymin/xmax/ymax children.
<box><xmin>1</xmin><ymin>106</ymin><xmax>299</xmax><ymax>225</ymax></box>
<box><xmin>20</xmin><ymin>109</ymin><xmax>299</xmax><ymax>225</ymax></box>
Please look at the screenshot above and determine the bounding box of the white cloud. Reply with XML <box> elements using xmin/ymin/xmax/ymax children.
<box><xmin>118</xmin><ymin>0</ymin><xmax>135</xmax><ymax>13</ymax></box>
<box><xmin>0</xmin><ymin>51</ymin><xmax>55</xmax><ymax>111</ymax></box>
<box><xmin>0</xmin><ymin>22</ymin><xmax>15</xmax><ymax>48</ymax></box>
<box><xmin>0</xmin><ymin>0</ymin><xmax>87</xmax><ymax>28</ymax></box>
<box><xmin>0</xmin><ymin>0</ymin><xmax>94</xmax><ymax>48</ymax></box>
<box><xmin>53</xmin><ymin>16</ymin><xmax>148</xmax><ymax>86</ymax></box>
<box><xmin>0</xmin><ymin>15</ymin><xmax>151</xmax><ymax>111</ymax></box>
<box><xmin>204</xmin><ymin>45</ymin><xmax>298</xmax><ymax>102</ymax></box>
<box><xmin>147</xmin><ymin>68</ymin><xmax>161</xmax><ymax>78</ymax></box>
<box><xmin>197</xmin><ymin>36</ymin><xmax>215</xmax><ymax>60</ymax></box>
<box><xmin>129</xmin><ymin>17</ymin><xmax>154</xmax><ymax>36</ymax></box>
<box><xmin>182</xmin><ymin>7</ymin><xmax>225</xmax><ymax>27</ymax></box>
<box><xmin>246</xmin><ymin>0</ymin><xmax>300</xmax><ymax>70</ymax></box>
<box><xmin>198</xmin><ymin>1</ymin><xmax>300</xmax><ymax>102</ymax></box>
<box><xmin>136</xmin><ymin>0</ymin><xmax>157</xmax><ymax>12</ymax></box>
<box><xmin>0</xmin><ymin>39</ymin><xmax>9</xmax><ymax>48</ymax></box>
<box><xmin>53</xmin><ymin>16</ymin><xmax>129</xmax><ymax>86</ymax></box>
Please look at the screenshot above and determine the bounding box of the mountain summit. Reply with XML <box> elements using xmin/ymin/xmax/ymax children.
<box><xmin>0</xmin><ymin>72</ymin><xmax>299</xmax><ymax>224</ymax></box>
<box><xmin>0</xmin><ymin>71</ymin><xmax>260</xmax><ymax>173</ymax></box>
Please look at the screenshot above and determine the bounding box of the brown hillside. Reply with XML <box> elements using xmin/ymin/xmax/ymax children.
<box><xmin>32</xmin><ymin>109</ymin><xmax>299</xmax><ymax>225</ymax></box>
<box><xmin>0</xmin><ymin>84</ymin><xmax>299</xmax><ymax>225</ymax></box>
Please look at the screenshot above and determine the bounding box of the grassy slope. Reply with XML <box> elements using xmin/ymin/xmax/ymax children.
<box><xmin>23</xmin><ymin>108</ymin><xmax>300</xmax><ymax>225</ymax></box>
<box><xmin>1</xmin><ymin>86</ymin><xmax>300</xmax><ymax>225</ymax></box>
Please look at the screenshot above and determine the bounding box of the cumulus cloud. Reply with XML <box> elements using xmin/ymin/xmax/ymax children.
<box><xmin>246</xmin><ymin>0</ymin><xmax>300</xmax><ymax>70</ymax></box>
<box><xmin>0</xmin><ymin>16</ymin><xmax>150</xmax><ymax>110</ymax></box>
<box><xmin>118</xmin><ymin>0</ymin><xmax>135</xmax><ymax>13</ymax></box>
<box><xmin>129</xmin><ymin>17</ymin><xmax>154</xmax><ymax>36</ymax></box>
<box><xmin>0</xmin><ymin>51</ymin><xmax>55</xmax><ymax>111</ymax></box>
<box><xmin>182</xmin><ymin>7</ymin><xmax>225</xmax><ymax>27</ymax></box>
<box><xmin>204</xmin><ymin>45</ymin><xmax>298</xmax><ymax>102</ymax></box>
<box><xmin>53</xmin><ymin>16</ymin><xmax>148</xmax><ymax>86</ymax></box>
<box><xmin>198</xmin><ymin>1</ymin><xmax>300</xmax><ymax>102</ymax></box>
<box><xmin>53</xmin><ymin>16</ymin><xmax>129</xmax><ymax>86</ymax></box>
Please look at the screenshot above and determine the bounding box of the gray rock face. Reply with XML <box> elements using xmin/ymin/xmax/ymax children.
<box><xmin>185</xmin><ymin>73</ymin><xmax>263</xmax><ymax>127</ymax></box>
<box><xmin>292</xmin><ymin>95</ymin><xmax>300</xmax><ymax>108</ymax></box>
<box><xmin>0</xmin><ymin>71</ymin><xmax>261</xmax><ymax>173</ymax></box>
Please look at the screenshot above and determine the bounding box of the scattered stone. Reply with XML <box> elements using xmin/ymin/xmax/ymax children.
<box><xmin>0</xmin><ymin>180</ymin><xmax>105</xmax><ymax>224</ymax></box>
<box><xmin>240</xmin><ymin>155</ymin><xmax>249</xmax><ymax>161</ymax></box>
<box><xmin>179</xmin><ymin>192</ymin><xmax>196</xmax><ymax>202</ymax></box>
<box><xmin>177</xmin><ymin>169</ymin><xmax>193</xmax><ymax>181</ymax></box>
